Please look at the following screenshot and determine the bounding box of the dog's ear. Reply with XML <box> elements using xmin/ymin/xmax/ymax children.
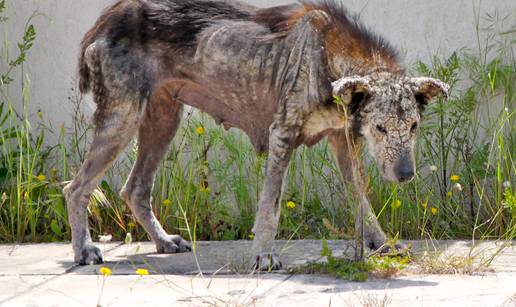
<box><xmin>332</xmin><ymin>76</ymin><xmax>370</xmax><ymax>114</ymax></box>
<box><xmin>410</xmin><ymin>77</ymin><xmax>449</xmax><ymax>110</ymax></box>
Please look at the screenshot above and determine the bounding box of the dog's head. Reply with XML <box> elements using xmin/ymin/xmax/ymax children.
<box><xmin>333</xmin><ymin>72</ymin><xmax>448</xmax><ymax>183</ymax></box>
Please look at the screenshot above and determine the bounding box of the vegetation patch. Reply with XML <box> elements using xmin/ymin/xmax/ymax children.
<box><xmin>288</xmin><ymin>240</ymin><xmax>410</xmax><ymax>281</ymax></box>
<box><xmin>410</xmin><ymin>249</ymin><xmax>498</xmax><ymax>275</ymax></box>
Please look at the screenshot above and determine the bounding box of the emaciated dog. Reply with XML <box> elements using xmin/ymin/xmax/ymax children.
<box><xmin>64</xmin><ymin>0</ymin><xmax>448</xmax><ymax>269</ymax></box>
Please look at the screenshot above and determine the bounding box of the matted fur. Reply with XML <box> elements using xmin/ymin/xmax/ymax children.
<box><xmin>66</xmin><ymin>0</ymin><xmax>448</xmax><ymax>268</ymax></box>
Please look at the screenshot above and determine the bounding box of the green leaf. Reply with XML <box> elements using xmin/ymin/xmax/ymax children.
<box><xmin>321</xmin><ymin>239</ymin><xmax>331</xmax><ymax>257</ymax></box>
<box><xmin>50</xmin><ymin>219</ymin><xmax>62</xmax><ymax>236</ymax></box>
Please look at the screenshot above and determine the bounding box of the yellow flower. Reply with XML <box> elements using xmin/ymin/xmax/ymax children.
<box><xmin>36</xmin><ymin>174</ymin><xmax>46</xmax><ymax>181</ymax></box>
<box><xmin>422</xmin><ymin>202</ymin><xmax>428</xmax><ymax>209</ymax></box>
<box><xmin>447</xmin><ymin>191</ymin><xmax>453</xmax><ymax>197</ymax></box>
<box><xmin>200</xmin><ymin>186</ymin><xmax>210</xmax><ymax>193</ymax></box>
<box><xmin>162</xmin><ymin>199</ymin><xmax>172</xmax><ymax>206</ymax></box>
<box><xmin>450</xmin><ymin>175</ymin><xmax>460</xmax><ymax>182</ymax></box>
<box><xmin>127</xmin><ymin>222</ymin><xmax>136</xmax><ymax>228</ymax></box>
<box><xmin>248</xmin><ymin>233</ymin><xmax>254</xmax><ymax>240</ymax></box>
<box><xmin>99</xmin><ymin>267</ymin><xmax>112</xmax><ymax>276</ymax></box>
<box><xmin>37</xmin><ymin>110</ymin><xmax>43</xmax><ymax>118</ymax></box>
<box><xmin>431</xmin><ymin>207</ymin><xmax>438</xmax><ymax>215</ymax></box>
<box><xmin>391</xmin><ymin>199</ymin><xmax>402</xmax><ymax>209</ymax></box>
<box><xmin>195</xmin><ymin>126</ymin><xmax>205</xmax><ymax>135</ymax></box>
<box><xmin>286</xmin><ymin>201</ymin><xmax>296</xmax><ymax>209</ymax></box>
<box><xmin>135</xmin><ymin>268</ymin><xmax>149</xmax><ymax>276</ymax></box>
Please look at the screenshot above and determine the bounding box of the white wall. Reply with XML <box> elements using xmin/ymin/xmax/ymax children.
<box><xmin>3</xmin><ymin>0</ymin><xmax>515</xmax><ymax>134</ymax></box>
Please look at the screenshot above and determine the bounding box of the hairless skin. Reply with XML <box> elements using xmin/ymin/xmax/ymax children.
<box><xmin>66</xmin><ymin>0</ymin><xmax>448</xmax><ymax>269</ymax></box>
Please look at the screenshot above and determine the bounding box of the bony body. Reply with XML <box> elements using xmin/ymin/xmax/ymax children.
<box><xmin>65</xmin><ymin>0</ymin><xmax>447</xmax><ymax>269</ymax></box>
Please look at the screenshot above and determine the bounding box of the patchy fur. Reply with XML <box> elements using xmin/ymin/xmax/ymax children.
<box><xmin>66</xmin><ymin>0</ymin><xmax>448</xmax><ymax>269</ymax></box>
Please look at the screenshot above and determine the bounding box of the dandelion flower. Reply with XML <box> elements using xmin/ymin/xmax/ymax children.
<box><xmin>99</xmin><ymin>234</ymin><xmax>112</xmax><ymax>243</ymax></box>
<box><xmin>199</xmin><ymin>185</ymin><xmax>210</xmax><ymax>193</ymax></box>
<box><xmin>447</xmin><ymin>191</ymin><xmax>453</xmax><ymax>197</ymax></box>
<box><xmin>453</xmin><ymin>183</ymin><xmax>463</xmax><ymax>192</ymax></box>
<box><xmin>422</xmin><ymin>202</ymin><xmax>428</xmax><ymax>209</ymax></box>
<box><xmin>36</xmin><ymin>174</ymin><xmax>46</xmax><ymax>181</ymax></box>
<box><xmin>391</xmin><ymin>199</ymin><xmax>402</xmax><ymax>209</ymax></box>
<box><xmin>429</xmin><ymin>165</ymin><xmax>437</xmax><ymax>173</ymax></box>
<box><xmin>430</xmin><ymin>207</ymin><xmax>438</xmax><ymax>215</ymax></box>
<box><xmin>195</xmin><ymin>126</ymin><xmax>205</xmax><ymax>135</ymax></box>
<box><xmin>125</xmin><ymin>233</ymin><xmax>133</xmax><ymax>245</ymax></box>
<box><xmin>248</xmin><ymin>233</ymin><xmax>254</xmax><ymax>240</ymax></box>
<box><xmin>162</xmin><ymin>199</ymin><xmax>172</xmax><ymax>206</ymax></box>
<box><xmin>135</xmin><ymin>268</ymin><xmax>149</xmax><ymax>276</ymax></box>
<box><xmin>450</xmin><ymin>174</ymin><xmax>460</xmax><ymax>182</ymax></box>
<box><xmin>286</xmin><ymin>201</ymin><xmax>296</xmax><ymax>209</ymax></box>
<box><xmin>99</xmin><ymin>267</ymin><xmax>112</xmax><ymax>276</ymax></box>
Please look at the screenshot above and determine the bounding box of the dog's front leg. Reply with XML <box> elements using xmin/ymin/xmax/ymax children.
<box><xmin>328</xmin><ymin>130</ymin><xmax>404</xmax><ymax>253</ymax></box>
<box><xmin>251</xmin><ymin>125</ymin><xmax>297</xmax><ymax>271</ymax></box>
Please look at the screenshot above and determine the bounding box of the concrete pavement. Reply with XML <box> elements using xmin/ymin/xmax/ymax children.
<box><xmin>1</xmin><ymin>240</ymin><xmax>515</xmax><ymax>306</ymax></box>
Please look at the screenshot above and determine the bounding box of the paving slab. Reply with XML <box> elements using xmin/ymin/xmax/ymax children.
<box><xmin>0</xmin><ymin>275</ymin><xmax>55</xmax><ymax>303</ymax></box>
<box><xmin>2</xmin><ymin>274</ymin><xmax>289</xmax><ymax>306</ymax></box>
<box><xmin>72</xmin><ymin>240</ymin><xmax>358</xmax><ymax>275</ymax></box>
<box><xmin>0</xmin><ymin>242</ymin><xmax>121</xmax><ymax>275</ymax></box>
<box><xmin>259</xmin><ymin>273</ymin><xmax>516</xmax><ymax>307</ymax></box>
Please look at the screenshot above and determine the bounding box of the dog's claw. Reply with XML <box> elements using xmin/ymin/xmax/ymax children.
<box><xmin>253</xmin><ymin>253</ymin><xmax>282</xmax><ymax>271</ymax></box>
<box><xmin>370</xmin><ymin>240</ymin><xmax>410</xmax><ymax>256</ymax></box>
<box><xmin>156</xmin><ymin>235</ymin><xmax>191</xmax><ymax>254</ymax></box>
<box><xmin>79</xmin><ymin>244</ymin><xmax>104</xmax><ymax>265</ymax></box>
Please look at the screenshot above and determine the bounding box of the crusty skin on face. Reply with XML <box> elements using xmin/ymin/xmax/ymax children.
<box><xmin>66</xmin><ymin>0</ymin><xmax>448</xmax><ymax>268</ymax></box>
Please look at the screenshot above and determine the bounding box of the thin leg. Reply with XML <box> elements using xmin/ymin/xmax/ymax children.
<box><xmin>64</xmin><ymin>101</ymin><xmax>141</xmax><ymax>264</ymax></box>
<box><xmin>328</xmin><ymin>129</ymin><xmax>403</xmax><ymax>252</ymax></box>
<box><xmin>120</xmin><ymin>89</ymin><xmax>191</xmax><ymax>253</ymax></box>
<box><xmin>251</xmin><ymin>126</ymin><xmax>297</xmax><ymax>270</ymax></box>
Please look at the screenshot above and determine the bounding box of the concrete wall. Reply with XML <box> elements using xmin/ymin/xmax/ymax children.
<box><xmin>3</xmin><ymin>0</ymin><xmax>515</xmax><ymax>133</ymax></box>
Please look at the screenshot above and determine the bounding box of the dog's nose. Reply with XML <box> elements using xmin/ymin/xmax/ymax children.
<box><xmin>397</xmin><ymin>168</ymin><xmax>414</xmax><ymax>183</ymax></box>
<box><xmin>395</xmin><ymin>156</ymin><xmax>415</xmax><ymax>183</ymax></box>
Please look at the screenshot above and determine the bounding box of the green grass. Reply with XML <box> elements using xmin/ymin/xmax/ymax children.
<box><xmin>288</xmin><ymin>240</ymin><xmax>410</xmax><ymax>281</ymax></box>
<box><xmin>0</xmin><ymin>1</ymin><xmax>514</xmax><ymax>244</ymax></box>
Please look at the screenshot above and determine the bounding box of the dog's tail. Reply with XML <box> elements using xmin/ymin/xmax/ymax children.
<box><xmin>78</xmin><ymin>37</ymin><xmax>100</xmax><ymax>96</ymax></box>
<box><xmin>78</xmin><ymin>1</ymin><xmax>127</xmax><ymax>96</ymax></box>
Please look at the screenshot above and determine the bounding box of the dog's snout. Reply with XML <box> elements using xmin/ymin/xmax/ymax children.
<box><xmin>395</xmin><ymin>155</ymin><xmax>415</xmax><ymax>183</ymax></box>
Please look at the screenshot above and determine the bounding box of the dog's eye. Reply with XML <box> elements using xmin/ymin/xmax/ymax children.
<box><xmin>376</xmin><ymin>125</ymin><xmax>387</xmax><ymax>134</ymax></box>
<box><xmin>351</xmin><ymin>92</ymin><xmax>365</xmax><ymax>105</ymax></box>
<box><xmin>410</xmin><ymin>122</ymin><xmax>418</xmax><ymax>133</ymax></box>
<box><xmin>349</xmin><ymin>92</ymin><xmax>366</xmax><ymax>114</ymax></box>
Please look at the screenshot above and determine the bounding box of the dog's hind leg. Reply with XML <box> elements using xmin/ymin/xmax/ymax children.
<box><xmin>64</xmin><ymin>101</ymin><xmax>141</xmax><ymax>265</ymax></box>
<box><xmin>120</xmin><ymin>88</ymin><xmax>191</xmax><ymax>254</ymax></box>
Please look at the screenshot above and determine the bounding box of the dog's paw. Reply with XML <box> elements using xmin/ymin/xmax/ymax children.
<box><xmin>78</xmin><ymin>244</ymin><xmax>104</xmax><ymax>265</ymax></box>
<box><xmin>253</xmin><ymin>253</ymin><xmax>282</xmax><ymax>271</ymax></box>
<box><xmin>156</xmin><ymin>235</ymin><xmax>192</xmax><ymax>254</ymax></box>
<box><xmin>367</xmin><ymin>236</ymin><xmax>409</xmax><ymax>256</ymax></box>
